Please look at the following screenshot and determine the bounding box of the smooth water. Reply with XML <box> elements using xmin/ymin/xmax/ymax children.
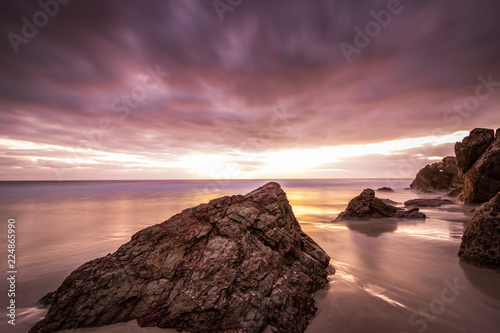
<box><xmin>0</xmin><ymin>179</ymin><xmax>499</xmax><ymax>333</ymax></box>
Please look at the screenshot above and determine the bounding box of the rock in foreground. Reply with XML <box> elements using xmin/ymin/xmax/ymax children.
<box><xmin>458</xmin><ymin>192</ymin><xmax>500</xmax><ymax>268</ymax></box>
<box><xmin>335</xmin><ymin>189</ymin><xmax>425</xmax><ymax>221</ymax></box>
<box><xmin>30</xmin><ymin>182</ymin><xmax>332</xmax><ymax>333</ymax></box>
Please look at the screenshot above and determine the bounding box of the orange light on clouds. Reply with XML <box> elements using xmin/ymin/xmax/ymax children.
<box><xmin>0</xmin><ymin>131</ymin><xmax>468</xmax><ymax>180</ymax></box>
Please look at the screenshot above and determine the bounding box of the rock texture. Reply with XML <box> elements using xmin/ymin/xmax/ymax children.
<box><xmin>410</xmin><ymin>128</ymin><xmax>500</xmax><ymax>203</ymax></box>
<box><xmin>410</xmin><ymin>156</ymin><xmax>461</xmax><ymax>194</ymax></box>
<box><xmin>335</xmin><ymin>189</ymin><xmax>426</xmax><ymax>221</ymax></box>
<box><xmin>30</xmin><ymin>182</ymin><xmax>332</xmax><ymax>333</ymax></box>
<box><xmin>404</xmin><ymin>198</ymin><xmax>455</xmax><ymax>207</ymax></box>
<box><xmin>455</xmin><ymin>128</ymin><xmax>500</xmax><ymax>203</ymax></box>
<box><xmin>455</xmin><ymin>128</ymin><xmax>494</xmax><ymax>178</ymax></box>
<box><xmin>458</xmin><ymin>192</ymin><xmax>500</xmax><ymax>268</ymax></box>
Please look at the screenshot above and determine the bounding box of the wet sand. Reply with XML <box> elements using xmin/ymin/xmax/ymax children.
<box><xmin>1</xmin><ymin>179</ymin><xmax>499</xmax><ymax>332</ymax></box>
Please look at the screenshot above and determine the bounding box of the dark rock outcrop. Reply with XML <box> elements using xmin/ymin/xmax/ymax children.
<box><xmin>376</xmin><ymin>187</ymin><xmax>394</xmax><ymax>192</ymax></box>
<box><xmin>404</xmin><ymin>198</ymin><xmax>455</xmax><ymax>207</ymax></box>
<box><xmin>458</xmin><ymin>192</ymin><xmax>500</xmax><ymax>268</ymax></box>
<box><xmin>410</xmin><ymin>156</ymin><xmax>461</xmax><ymax>194</ymax></box>
<box><xmin>335</xmin><ymin>189</ymin><xmax>425</xmax><ymax>220</ymax></box>
<box><xmin>455</xmin><ymin>128</ymin><xmax>494</xmax><ymax>178</ymax></box>
<box><xmin>456</xmin><ymin>128</ymin><xmax>500</xmax><ymax>203</ymax></box>
<box><xmin>394</xmin><ymin>208</ymin><xmax>426</xmax><ymax>219</ymax></box>
<box><xmin>30</xmin><ymin>182</ymin><xmax>332</xmax><ymax>333</ymax></box>
<box><xmin>410</xmin><ymin>128</ymin><xmax>500</xmax><ymax>203</ymax></box>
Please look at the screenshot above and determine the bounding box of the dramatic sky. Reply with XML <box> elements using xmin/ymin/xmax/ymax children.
<box><xmin>1</xmin><ymin>0</ymin><xmax>499</xmax><ymax>180</ymax></box>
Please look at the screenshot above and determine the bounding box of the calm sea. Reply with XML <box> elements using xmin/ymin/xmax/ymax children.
<box><xmin>0</xmin><ymin>179</ymin><xmax>499</xmax><ymax>333</ymax></box>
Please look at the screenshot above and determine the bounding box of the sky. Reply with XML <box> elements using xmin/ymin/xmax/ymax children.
<box><xmin>0</xmin><ymin>0</ymin><xmax>499</xmax><ymax>181</ymax></box>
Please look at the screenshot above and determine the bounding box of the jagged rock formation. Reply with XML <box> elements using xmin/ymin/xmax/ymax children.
<box><xmin>410</xmin><ymin>128</ymin><xmax>500</xmax><ymax>203</ymax></box>
<box><xmin>335</xmin><ymin>189</ymin><xmax>426</xmax><ymax>221</ymax></box>
<box><xmin>30</xmin><ymin>182</ymin><xmax>332</xmax><ymax>333</ymax></box>
<box><xmin>455</xmin><ymin>128</ymin><xmax>495</xmax><ymax>178</ymax></box>
<box><xmin>458</xmin><ymin>192</ymin><xmax>500</xmax><ymax>268</ymax></box>
<box><xmin>410</xmin><ymin>156</ymin><xmax>461</xmax><ymax>194</ymax></box>
<box><xmin>455</xmin><ymin>128</ymin><xmax>500</xmax><ymax>203</ymax></box>
<box><xmin>404</xmin><ymin>198</ymin><xmax>455</xmax><ymax>207</ymax></box>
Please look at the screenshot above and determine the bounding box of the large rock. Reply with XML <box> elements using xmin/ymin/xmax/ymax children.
<box><xmin>30</xmin><ymin>182</ymin><xmax>332</xmax><ymax>333</ymax></box>
<box><xmin>458</xmin><ymin>192</ymin><xmax>500</xmax><ymax>268</ymax></box>
<box><xmin>457</xmin><ymin>130</ymin><xmax>500</xmax><ymax>203</ymax></box>
<box><xmin>455</xmin><ymin>128</ymin><xmax>494</xmax><ymax>178</ymax></box>
<box><xmin>335</xmin><ymin>189</ymin><xmax>425</xmax><ymax>220</ymax></box>
<box><xmin>410</xmin><ymin>156</ymin><xmax>461</xmax><ymax>193</ymax></box>
<box><xmin>457</xmin><ymin>129</ymin><xmax>500</xmax><ymax>203</ymax></box>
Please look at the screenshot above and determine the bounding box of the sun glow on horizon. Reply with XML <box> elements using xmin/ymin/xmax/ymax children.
<box><xmin>175</xmin><ymin>131</ymin><xmax>468</xmax><ymax>178</ymax></box>
<box><xmin>0</xmin><ymin>131</ymin><xmax>468</xmax><ymax>180</ymax></box>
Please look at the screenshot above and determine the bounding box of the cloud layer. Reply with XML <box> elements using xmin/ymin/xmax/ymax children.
<box><xmin>1</xmin><ymin>0</ymin><xmax>499</xmax><ymax>179</ymax></box>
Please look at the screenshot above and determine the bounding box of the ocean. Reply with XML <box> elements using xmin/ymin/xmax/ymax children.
<box><xmin>1</xmin><ymin>179</ymin><xmax>499</xmax><ymax>333</ymax></box>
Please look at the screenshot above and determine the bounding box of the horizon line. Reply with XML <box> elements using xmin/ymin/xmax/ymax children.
<box><xmin>0</xmin><ymin>177</ymin><xmax>415</xmax><ymax>182</ymax></box>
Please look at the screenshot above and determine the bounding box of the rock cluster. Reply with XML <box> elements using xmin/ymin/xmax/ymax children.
<box><xmin>410</xmin><ymin>156</ymin><xmax>461</xmax><ymax>194</ymax></box>
<box><xmin>458</xmin><ymin>192</ymin><xmax>500</xmax><ymax>268</ymax></box>
<box><xmin>335</xmin><ymin>189</ymin><xmax>426</xmax><ymax>221</ymax></box>
<box><xmin>30</xmin><ymin>182</ymin><xmax>332</xmax><ymax>333</ymax></box>
<box><xmin>410</xmin><ymin>128</ymin><xmax>500</xmax><ymax>204</ymax></box>
<box><xmin>455</xmin><ymin>128</ymin><xmax>500</xmax><ymax>203</ymax></box>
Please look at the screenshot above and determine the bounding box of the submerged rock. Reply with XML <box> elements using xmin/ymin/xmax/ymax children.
<box><xmin>380</xmin><ymin>198</ymin><xmax>400</xmax><ymax>205</ymax></box>
<box><xmin>394</xmin><ymin>207</ymin><xmax>426</xmax><ymax>219</ymax></box>
<box><xmin>376</xmin><ymin>187</ymin><xmax>395</xmax><ymax>192</ymax></box>
<box><xmin>404</xmin><ymin>198</ymin><xmax>455</xmax><ymax>207</ymax></box>
<box><xmin>456</xmin><ymin>128</ymin><xmax>500</xmax><ymax>203</ymax></box>
<box><xmin>30</xmin><ymin>182</ymin><xmax>332</xmax><ymax>333</ymax></box>
<box><xmin>410</xmin><ymin>156</ymin><xmax>461</xmax><ymax>193</ymax></box>
<box><xmin>458</xmin><ymin>192</ymin><xmax>500</xmax><ymax>268</ymax></box>
<box><xmin>335</xmin><ymin>189</ymin><xmax>425</xmax><ymax>221</ymax></box>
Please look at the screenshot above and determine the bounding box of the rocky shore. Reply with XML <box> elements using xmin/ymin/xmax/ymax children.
<box><xmin>30</xmin><ymin>182</ymin><xmax>332</xmax><ymax>333</ymax></box>
<box><xmin>410</xmin><ymin>128</ymin><xmax>500</xmax><ymax>204</ymax></box>
<box><xmin>408</xmin><ymin>127</ymin><xmax>500</xmax><ymax>269</ymax></box>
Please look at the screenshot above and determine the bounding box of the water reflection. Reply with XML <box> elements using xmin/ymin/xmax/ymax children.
<box><xmin>459</xmin><ymin>261</ymin><xmax>500</xmax><ymax>301</ymax></box>
<box><xmin>343</xmin><ymin>219</ymin><xmax>399</xmax><ymax>238</ymax></box>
